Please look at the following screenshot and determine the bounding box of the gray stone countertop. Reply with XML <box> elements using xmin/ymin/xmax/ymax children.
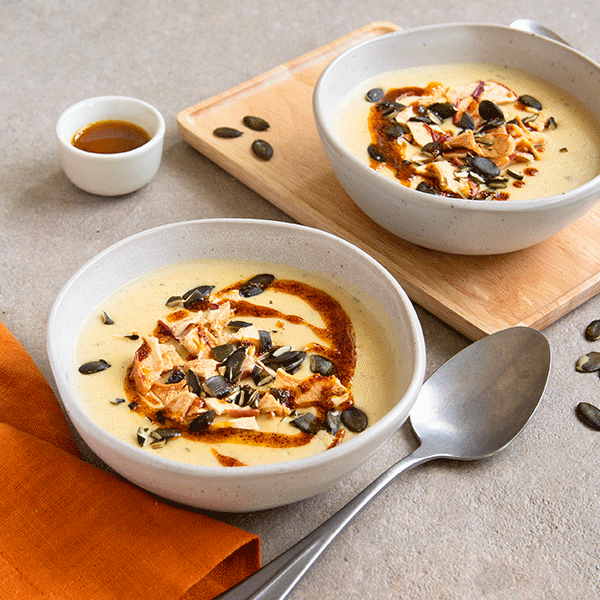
<box><xmin>2</xmin><ymin>1</ymin><xmax>599</xmax><ymax>598</ymax></box>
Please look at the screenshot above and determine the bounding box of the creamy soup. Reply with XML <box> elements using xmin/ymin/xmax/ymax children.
<box><xmin>74</xmin><ymin>259</ymin><xmax>400</xmax><ymax>467</ymax></box>
<box><xmin>334</xmin><ymin>62</ymin><xmax>600</xmax><ymax>200</ymax></box>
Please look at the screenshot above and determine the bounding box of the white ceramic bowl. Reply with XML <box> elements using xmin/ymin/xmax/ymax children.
<box><xmin>56</xmin><ymin>95</ymin><xmax>165</xmax><ymax>196</ymax></box>
<box><xmin>47</xmin><ymin>219</ymin><xmax>426</xmax><ymax>512</ymax></box>
<box><xmin>313</xmin><ymin>24</ymin><xmax>600</xmax><ymax>254</ymax></box>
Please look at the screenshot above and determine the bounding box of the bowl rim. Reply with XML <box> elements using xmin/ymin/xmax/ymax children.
<box><xmin>55</xmin><ymin>95</ymin><xmax>166</xmax><ymax>160</ymax></box>
<box><xmin>313</xmin><ymin>22</ymin><xmax>600</xmax><ymax>214</ymax></box>
<box><xmin>47</xmin><ymin>218</ymin><xmax>427</xmax><ymax>481</ymax></box>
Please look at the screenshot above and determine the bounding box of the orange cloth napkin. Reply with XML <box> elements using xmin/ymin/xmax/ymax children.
<box><xmin>0</xmin><ymin>322</ymin><xmax>260</xmax><ymax>600</ymax></box>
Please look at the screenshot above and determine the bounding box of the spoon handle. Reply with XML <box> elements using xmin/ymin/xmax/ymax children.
<box><xmin>215</xmin><ymin>443</ymin><xmax>435</xmax><ymax>600</ymax></box>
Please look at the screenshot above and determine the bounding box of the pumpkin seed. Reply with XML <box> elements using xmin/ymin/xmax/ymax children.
<box><xmin>258</xmin><ymin>329</ymin><xmax>273</xmax><ymax>354</ymax></box>
<box><xmin>243</xmin><ymin>115</ymin><xmax>270</xmax><ymax>131</ymax></box>
<box><xmin>309</xmin><ymin>354</ymin><xmax>336</xmax><ymax>376</ymax></box>
<box><xmin>213</xmin><ymin>126</ymin><xmax>243</xmax><ymax>138</ymax></box>
<box><xmin>240</xmin><ymin>273</ymin><xmax>275</xmax><ymax>297</ymax></box>
<box><xmin>585</xmin><ymin>320</ymin><xmax>600</xmax><ymax>341</ymax></box>
<box><xmin>324</xmin><ymin>409</ymin><xmax>342</xmax><ymax>435</ymax></box>
<box><xmin>182</xmin><ymin>285</ymin><xmax>214</xmax><ymax>309</ymax></box>
<box><xmin>166</xmin><ymin>368</ymin><xmax>185</xmax><ymax>384</ymax></box>
<box><xmin>427</xmin><ymin>101</ymin><xmax>457</xmax><ymax>120</ymax></box>
<box><xmin>367</xmin><ymin>144</ymin><xmax>386</xmax><ymax>162</ymax></box>
<box><xmin>187</xmin><ymin>369</ymin><xmax>203</xmax><ymax>396</ymax></box>
<box><xmin>478</xmin><ymin>100</ymin><xmax>504</xmax><ymax>122</ymax></box>
<box><xmin>189</xmin><ymin>410</ymin><xmax>216</xmax><ymax>432</ymax></box>
<box><xmin>165</xmin><ymin>295</ymin><xmax>183</xmax><ymax>307</ymax></box>
<box><xmin>576</xmin><ymin>351</ymin><xmax>600</xmax><ymax>372</ymax></box>
<box><xmin>78</xmin><ymin>359</ymin><xmax>110</xmax><ymax>374</ymax></box>
<box><xmin>575</xmin><ymin>402</ymin><xmax>600</xmax><ymax>430</ymax></box>
<box><xmin>251</xmin><ymin>139</ymin><xmax>273</xmax><ymax>160</ymax></box>
<box><xmin>227</xmin><ymin>320</ymin><xmax>253</xmax><ymax>331</ymax></box>
<box><xmin>290</xmin><ymin>411</ymin><xmax>320</xmax><ymax>434</ymax></box>
<box><xmin>518</xmin><ymin>94</ymin><xmax>543</xmax><ymax>111</ymax></box>
<box><xmin>154</xmin><ymin>427</ymin><xmax>182</xmax><ymax>440</ymax></box>
<box><xmin>365</xmin><ymin>88</ymin><xmax>384</xmax><ymax>102</ymax></box>
<box><xmin>204</xmin><ymin>374</ymin><xmax>233</xmax><ymax>398</ymax></box>
<box><xmin>458</xmin><ymin>111</ymin><xmax>475</xmax><ymax>130</ymax></box>
<box><xmin>467</xmin><ymin>155</ymin><xmax>501</xmax><ymax>180</ymax></box>
<box><xmin>136</xmin><ymin>427</ymin><xmax>150</xmax><ymax>447</ymax></box>
<box><xmin>341</xmin><ymin>406</ymin><xmax>368</xmax><ymax>432</ymax></box>
<box><xmin>212</xmin><ymin>343</ymin><xmax>237</xmax><ymax>362</ymax></box>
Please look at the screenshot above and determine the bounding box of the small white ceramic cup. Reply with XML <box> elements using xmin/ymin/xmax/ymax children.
<box><xmin>56</xmin><ymin>96</ymin><xmax>165</xmax><ymax>196</ymax></box>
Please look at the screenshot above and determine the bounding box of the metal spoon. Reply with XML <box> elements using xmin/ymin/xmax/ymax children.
<box><xmin>216</xmin><ymin>326</ymin><xmax>551</xmax><ymax>600</ymax></box>
<box><xmin>509</xmin><ymin>18</ymin><xmax>571</xmax><ymax>46</ymax></box>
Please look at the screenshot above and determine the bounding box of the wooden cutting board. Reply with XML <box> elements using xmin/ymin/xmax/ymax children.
<box><xmin>177</xmin><ymin>21</ymin><xmax>600</xmax><ymax>340</ymax></box>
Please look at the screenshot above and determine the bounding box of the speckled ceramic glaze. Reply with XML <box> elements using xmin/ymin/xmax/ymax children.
<box><xmin>47</xmin><ymin>219</ymin><xmax>426</xmax><ymax>511</ymax></box>
<box><xmin>313</xmin><ymin>23</ymin><xmax>600</xmax><ymax>254</ymax></box>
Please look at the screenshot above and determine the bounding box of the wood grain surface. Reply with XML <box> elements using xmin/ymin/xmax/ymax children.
<box><xmin>177</xmin><ymin>22</ymin><xmax>600</xmax><ymax>340</ymax></box>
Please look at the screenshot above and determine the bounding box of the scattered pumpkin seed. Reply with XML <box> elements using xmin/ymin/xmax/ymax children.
<box><xmin>585</xmin><ymin>320</ymin><xmax>600</xmax><ymax>341</ymax></box>
<box><xmin>251</xmin><ymin>139</ymin><xmax>273</xmax><ymax>160</ymax></box>
<box><xmin>478</xmin><ymin>100</ymin><xmax>504</xmax><ymax>122</ymax></box>
<box><xmin>243</xmin><ymin>115</ymin><xmax>270</xmax><ymax>131</ymax></box>
<box><xmin>309</xmin><ymin>354</ymin><xmax>336</xmax><ymax>376</ymax></box>
<box><xmin>227</xmin><ymin>320</ymin><xmax>253</xmax><ymax>331</ymax></box>
<box><xmin>223</xmin><ymin>347</ymin><xmax>247</xmax><ymax>384</ymax></box>
<box><xmin>575</xmin><ymin>402</ymin><xmax>600</xmax><ymax>430</ymax></box>
<box><xmin>382</xmin><ymin>122</ymin><xmax>406</xmax><ymax>138</ymax></box>
<box><xmin>427</xmin><ymin>101</ymin><xmax>457</xmax><ymax>120</ymax></box>
<box><xmin>290</xmin><ymin>411</ymin><xmax>320</xmax><ymax>434</ymax></box>
<box><xmin>421</xmin><ymin>141</ymin><xmax>443</xmax><ymax>158</ymax></box>
<box><xmin>189</xmin><ymin>410</ymin><xmax>216</xmax><ymax>432</ymax></box>
<box><xmin>166</xmin><ymin>368</ymin><xmax>185</xmax><ymax>384</ymax></box>
<box><xmin>239</xmin><ymin>273</ymin><xmax>275</xmax><ymax>297</ymax></box>
<box><xmin>166</xmin><ymin>295</ymin><xmax>183</xmax><ymax>307</ymax></box>
<box><xmin>518</xmin><ymin>94</ymin><xmax>543</xmax><ymax>111</ymax></box>
<box><xmin>506</xmin><ymin>169</ymin><xmax>524</xmax><ymax>181</ymax></box>
<box><xmin>467</xmin><ymin>155</ymin><xmax>501</xmax><ymax>180</ymax></box>
<box><xmin>458</xmin><ymin>111</ymin><xmax>475</xmax><ymax>130</ymax></box>
<box><xmin>377</xmin><ymin>100</ymin><xmax>406</xmax><ymax>118</ymax></box>
<box><xmin>78</xmin><ymin>359</ymin><xmax>110</xmax><ymax>374</ymax></box>
<box><xmin>341</xmin><ymin>406</ymin><xmax>369</xmax><ymax>432</ymax></box>
<box><xmin>365</xmin><ymin>88</ymin><xmax>384</xmax><ymax>102</ymax></box>
<box><xmin>258</xmin><ymin>329</ymin><xmax>273</xmax><ymax>354</ymax></box>
<box><xmin>204</xmin><ymin>374</ymin><xmax>233</xmax><ymax>398</ymax></box>
<box><xmin>324</xmin><ymin>409</ymin><xmax>342</xmax><ymax>435</ymax></box>
<box><xmin>187</xmin><ymin>369</ymin><xmax>203</xmax><ymax>396</ymax></box>
<box><xmin>213</xmin><ymin>126</ymin><xmax>243</xmax><ymax>138</ymax></box>
<box><xmin>154</xmin><ymin>427</ymin><xmax>182</xmax><ymax>440</ymax></box>
<box><xmin>182</xmin><ymin>285</ymin><xmax>214</xmax><ymax>309</ymax></box>
<box><xmin>416</xmin><ymin>181</ymin><xmax>439</xmax><ymax>195</ymax></box>
<box><xmin>136</xmin><ymin>427</ymin><xmax>150</xmax><ymax>447</ymax></box>
<box><xmin>252</xmin><ymin>364</ymin><xmax>274</xmax><ymax>386</ymax></box>
<box><xmin>101</xmin><ymin>311</ymin><xmax>114</xmax><ymax>325</ymax></box>
<box><xmin>575</xmin><ymin>351</ymin><xmax>600</xmax><ymax>372</ymax></box>
<box><xmin>367</xmin><ymin>144</ymin><xmax>386</xmax><ymax>162</ymax></box>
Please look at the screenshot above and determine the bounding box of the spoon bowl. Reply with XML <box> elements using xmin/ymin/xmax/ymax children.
<box><xmin>411</xmin><ymin>327</ymin><xmax>551</xmax><ymax>460</ymax></box>
<box><xmin>217</xmin><ymin>326</ymin><xmax>551</xmax><ymax>599</ymax></box>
